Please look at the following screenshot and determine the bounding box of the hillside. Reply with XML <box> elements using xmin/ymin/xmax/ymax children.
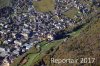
<box><xmin>38</xmin><ymin>16</ymin><xmax>100</xmax><ymax>66</ymax></box>
<box><xmin>0</xmin><ymin>0</ymin><xmax>99</xmax><ymax>66</ymax></box>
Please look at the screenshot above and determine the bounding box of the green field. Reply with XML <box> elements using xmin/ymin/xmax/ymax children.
<box><xmin>63</xmin><ymin>7</ymin><xmax>78</xmax><ymax>19</ymax></box>
<box><xmin>0</xmin><ymin>0</ymin><xmax>11</xmax><ymax>8</ymax></box>
<box><xmin>33</xmin><ymin>0</ymin><xmax>54</xmax><ymax>12</ymax></box>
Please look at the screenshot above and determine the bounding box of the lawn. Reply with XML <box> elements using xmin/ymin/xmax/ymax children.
<box><xmin>0</xmin><ymin>0</ymin><xmax>11</xmax><ymax>8</ymax></box>
<box><xmin>63</xmin><ymin>7</ymin><xmax>78</xmax><ymax>19</ymax></box>
<box><xmin>33</xmin><ymin>0</ymin><xmax>54</xmax><ymax>12</ymax></box>
<box><xmin>22</xmin><ymin>53</ymin><xmax>40</xmax><ymax>66</ymax></box>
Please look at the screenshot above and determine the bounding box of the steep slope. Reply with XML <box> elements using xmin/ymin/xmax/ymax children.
<box><xmin>8</xmin><ymin>0</ymin><xmax>99</xmax><ymax>66</ymax></box>
<box><xmin>37</xmin><ymin>16</ymin><xmax>100</xmax><ymax>66</ymax></box>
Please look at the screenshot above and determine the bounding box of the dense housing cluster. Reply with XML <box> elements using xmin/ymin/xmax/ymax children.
<box><xmin>0</xmin><ymin>0</ymin><xmax>99</xmax><ymax>66</ymax></box>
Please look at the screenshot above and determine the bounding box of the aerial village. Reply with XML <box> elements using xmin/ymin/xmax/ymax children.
<box><xmin>0</xmin><ymin>0</ymin><xmax>99</xmax><ymax>66</ymax></box>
